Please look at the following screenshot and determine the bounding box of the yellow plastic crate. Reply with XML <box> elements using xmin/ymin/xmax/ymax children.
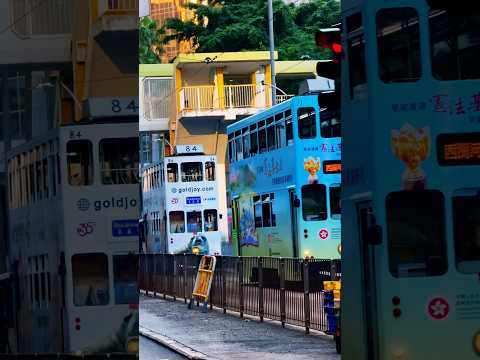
<box><xmin>323</xmin><ymin>281</ymin><xmax>341</xmax><ymax>291</ymax></box>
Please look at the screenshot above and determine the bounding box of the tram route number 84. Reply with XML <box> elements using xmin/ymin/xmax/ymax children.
<box><xmin>111</xmin><ymin>99</ymin><xmax>139</xmax><ymax>114</ymax></box>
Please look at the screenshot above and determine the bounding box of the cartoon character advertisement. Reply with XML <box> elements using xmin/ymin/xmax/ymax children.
<box><xmin>391</xmin><ymin>123</ymin><xmax>431</xmax><ymax>190</ymax></box>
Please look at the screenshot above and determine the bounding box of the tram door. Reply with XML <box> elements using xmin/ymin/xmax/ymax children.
<box><xmin>289</xmin><ymin>189</ymin><xmax>299</xmax><ymax>258</ymax></box>
<box><xmin>357</xmin><ymin>202</ymin><xmax>379</xmax><ymax>360</ymax></box>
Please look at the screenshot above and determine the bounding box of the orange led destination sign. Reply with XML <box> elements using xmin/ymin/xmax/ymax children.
<box><xmin>437</xmin><ymin>132</ymin><xmax>480</xmax><ymax>166</ymax></box>
<box><xmin>323</xmin><ymin>160</ymin><xmax>342</xmax><ymax>174</ymax></box>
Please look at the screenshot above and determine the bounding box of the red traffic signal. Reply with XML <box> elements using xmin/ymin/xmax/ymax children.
<box><xmin>315</xmin><ymin>28</ymin><xmax>342</xmax><ymax>55</ymax></box>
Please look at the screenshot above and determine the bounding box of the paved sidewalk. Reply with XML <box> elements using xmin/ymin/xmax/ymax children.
<box><xmin>140</xmin><ymin>294</ymin><xmax>339</xmax><ymax>360</ymax></box>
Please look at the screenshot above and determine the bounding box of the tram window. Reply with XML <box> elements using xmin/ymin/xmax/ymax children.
<box><xmin>301</xmin><ymin>184</ymin><xmax>327</xmax><ymax>221</ymax></box>
<box><xmin>72</xmin><ymin>253</ymin><xmax>109</xmax><ymax>306</ymax></box>
<box><xmin>253</xmin><ymin>195</ymin><xmax>263</xmax><ymax>228</ymax></box>
<box><xmin>297</xmin><ymin>107</ymin><xmax>317</xmax><ymax>139</ymax></box>
<box><xmin>242</xmin><ymin>130</ymin><xmax>250</xmax><ymax>159</ymax></box>
<box><xmin>377</xmin><ymin>8</ymin><xmax>421</xmax><ymax>83</ymax></box>
<box><xmin>386</xmin><ymin>190</ymin><xmax>447</xmax><ymax>278</ymax></box>
<box><xmin>205</xmin><ymin>161</ymin><xmax>215</xmax><ymax>181</ymax></box>
<box><xmin>319</xmin><ymin>92</ymin><xmax>341</xmax><ymax>138</ymax></box>
<box><xmin>261</xmin><ymin>194</ymin><xmax>274</xmax><ymax>227</ymax></box>
<box><xmin>286</xmin><ymin>118</ymin><xmax>294</xmax><ymax>146</ymax></box>
<box><xmin>181</xmin><ymin>162</ymin><xmax>203</xmax><ymax>182</ymax></box>
<box><xmin>258</xmin><ymin>127</ymin><xmax>267</xmax><ymax>153</ymax></box>
<box><xmin>113</xmin><ymin>254</ymin><xmax>138</xmax><ymax>305</ymax></box>
<box><xmin>276</xmin><ymin>118</ymin><xmax>286</xmax><ymax>149</ymax></box>
<box><xmin>329</xmin><ymin>186</ymin><xmax>341</xmax><ymax>217</ymax></box>
<box><xmin>167</xmin><ymin>163</ymin><xmax>178</xmax><ymax>182</ymax></box>
<box><xmin>347</xmin><ymin>13</ymin><xmax>367</xmax><ymax>99</ymax></box>
<box><xmin>452</xmin><ymin>194</ymin><xmax>480</xmax><ymax>273</ymax></box>
<box><xmin>67</xmin><ymin>140</ymin><xmax>93</xmax><ymax>186</ymax></box>
<box><xmin>99</xmin><ymin>138</ymin><xmax>139</xmax><ymax>185</ymax></box>
<box><xmin>204</xmin><ymin>209</ymin><xmax>218</xmax><ymax>231</ymax></box>
<box><xmin>169</xmin><ymin>211</ymin><xmax>185</xmax><ymax>233</ymax></box>
<box><xmin>228</xmin><ymin>138</ymin><xmax>234</xmax><ymax>162</ymax></box>
<box><xmin>429</xmin><ymin>11</ymin><xmax>480</xmax><ymax>80</ymax></box>
<box><xmin>187</xmin><ymin>211</ymin><xmax>203</xmax><ymax>233</ymax></box>
<box><xmin>267</xmin><ymin>123</ymin><xmax>276</xmax><ymax>150</ymax></box>
<box><xmin>235</xmin><ymin>134</ymin><xmax>243</xmax><ymax>161</ymax></box>
<box><xmin>250</xmin><ymin>130</ymin><xmax>258</xmax><ymax>155</ymax></box>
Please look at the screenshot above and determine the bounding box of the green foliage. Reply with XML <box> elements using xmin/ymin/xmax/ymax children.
<box><xmin>139</xmin><ymin>16</ymin><xmax>165</xmax><ymax>64</ymax></box>
<box><xmin>162</xmin><ymin>0</ymin><xmax>340</xmax><ymax>60</ymax></box>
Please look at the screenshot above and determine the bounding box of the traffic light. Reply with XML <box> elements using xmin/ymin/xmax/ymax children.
<box><xmin>315</xmin><ymin>28</ymin><xmax>342</xmax><ymax>61</ymax></box>
<box><xmin>315</xmin><ymin>28</ymin><xmax>341</xmax><ymax>82</ymax></box>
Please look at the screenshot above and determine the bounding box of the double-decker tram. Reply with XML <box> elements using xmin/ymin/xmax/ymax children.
<box><xmin>339</xmin><ymin>0</ymin><xmax>480</xmax><ymax>358</ymax></box>
<box><xmin>227</xmin><ymin>93</ymin><xmax>341</xmax><ymax>258</ymax></box>
<box><xmin>7</xmin><ymin>119</ymin><xmax>139</xmax><ymax>353</ymax></box>
<box><xmin>141</xmin><ymin>146</ymin><xmax>228</xmax><ymax>255</ymax></box>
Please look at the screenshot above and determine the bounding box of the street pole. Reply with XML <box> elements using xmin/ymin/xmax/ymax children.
<box><xmin>267</xmin><ymin>0</ymin><xmax>276</xmax><ymax>105</ymax></box>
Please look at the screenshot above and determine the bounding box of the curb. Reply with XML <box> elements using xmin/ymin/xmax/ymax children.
<box><xmin>140</xmin><ymin>325</ymin><xmax>210</xmax><ymax>360</ymax></box>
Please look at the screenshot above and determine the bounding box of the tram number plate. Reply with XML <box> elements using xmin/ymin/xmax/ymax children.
<box><xmin>437</xmin><ymin>132</ymin><xmax>480</xmax><ymax>166</ymax></box>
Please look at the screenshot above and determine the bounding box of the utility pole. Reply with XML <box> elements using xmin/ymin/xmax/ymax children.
<box><xmin>267</xmin><ymin>0</ymin><xmax>276</xmax><ymax>105</ymax></box>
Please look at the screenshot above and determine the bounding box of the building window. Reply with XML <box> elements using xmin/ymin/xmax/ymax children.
<box><xmin>452</xmin><ymin>192</ymin><xmax>480</xmax><ymax>273</ymax></box>
<box><xmin>301</xmin><ymin>184</ymin><xmax>327</xmax><ymax>221</ymax></box>
<box><xmin>386</xmin><ymin>190</ymin><xmax>447</xmax><ymax>277</ymax></box>
<box><xmin>377</xmin><ymin>7</ymin><xmax>421</xmax><ymax>83</ymax></box>
<box><xmin>113</xmin><ymin>254</ymin><xmax>138</xmax><ymax>305</ymax></box>
<box><xmin>167</xmin><ymin>163</ymin><xmax>178</xmax><ymax>182</ymax></box>
<box><xmin>181</xmin><ymin>162</ymin><xmax>203</xmax><ymax>182</ymax></box>
<box><xmin>187</xmin><ymin>211</ymin><xmax>203</xmax><ymax>233</ymax></box>
<box><xmin>169</xmin><ymin>211</ymin><xmax>185</xmax><ymax>233</ymax></box>
<box><xmin>72</xmin><ymin>253</ymin><xmax>109</xmax><ymax>306</ymax></box>
<box><xmin>204</xmin><ymin>209</ymin><xmax>218</xmax><ymax>231</ymax></box>
<box><xmin>67</xmin><ymin>140</ymin><xmax>93</xmax><ymax>186</ymax></box>
<box><xmin>99</xmin><ymin>138</ymin><xmax>139</xmax><ymax>185</ymax></box>
<box><xmin>205</xmin><ymin>162</ymin><xmax>215</xmax><ymax>181</ymax></box>
<box><xmin>429</xmin><ymin>10</ymin><xmax>480</xmax><ymax>80</ymax></box>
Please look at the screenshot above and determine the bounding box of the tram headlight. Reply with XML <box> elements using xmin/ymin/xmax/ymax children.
<box><xmin>192</xmin><ymin>247</ymin><xmax>200</xmax><ymax>255</ymax></box>
<box><xmin>304</xmin><ymin>250</ymin><xmax>311</xmax><ymax>258</ymax></box>
<box><xmin>473</xmin><ymin>331</ymin><xmax>480</xmax><ymax>356</ymax></box>
<box><xmin>126</xmin><ymin>337</ymin><xmax>139</xmax><ymax>354</ymax></box>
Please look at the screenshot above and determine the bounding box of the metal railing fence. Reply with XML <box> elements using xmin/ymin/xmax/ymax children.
<box><xmin>139</xmin><ymin>254</ymin><xmax>341</xmax><ymax>334</ymax></box>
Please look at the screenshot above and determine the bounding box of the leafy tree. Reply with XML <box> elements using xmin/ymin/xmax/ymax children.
<box><xmin>162</xmin><ymin>0</ymin><xmax>340</xmax><ymax>61</ymax></box>
<box><xmin>139</xmin><ymin>16</ymin><xmax>165</xmax><ymax>64</ymax></box>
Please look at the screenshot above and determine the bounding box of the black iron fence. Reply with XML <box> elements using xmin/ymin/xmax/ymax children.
<box><xmin>139</xmin><ymin>254</ymin><xmax>341</xmax><ymax>334</ymax></box>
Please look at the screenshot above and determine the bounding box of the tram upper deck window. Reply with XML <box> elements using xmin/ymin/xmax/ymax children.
<box><xmin>72</xmin><ymin>253</ymin><xmax>109</xmax><ymax>306</ymax></box>
<box><xmin>113</xmin><ymin>254</ymin><xmax>138</xmax><ymax>305</ymax></box>
<box><xmin>205</xmin><ymin>161</ymin><xmax>215</xmax><ymax>181</ymax></box>
<box><xmin>275</xmin><ymin>113</ymin><xmax>286</xmax><ymax>148</ymax></box>
<box><xmin>301</xmin><ymin>184</ymin><xmax>327</xmax><ymax>221</ymax></box>
<box><xmin>386</xmin><ymin>190</ymin><xmax>447</xmax><ymax>278</ymax></box>
<box><xmin>319</xmin><ymin>92</ymin><xmax>341</xmax><ymax>138</ymax></box>
<box><xmin>100</xmin><ymin>138</ymin><xmax>139</xmax><ymax>185</ymax></box>
<box><xmin>67</xmin><ymin>140</ymin><xmax>93</xmax><ymax>186</ymax></box>
<box><xmin>167</xmin><ymin>163</ymin><xmax>178</xmax><ymax>182</ymax></box>
<box><xmin>250</xmin><ymin>124</ymin><xmax>259</xmax><ymax>155</ymax></box>
<box><xmin>258</xmin><ymin>121</ymin><xmax>267</xmax><ymax>153</ymax></box>
<box><xmin>242</xmin><ymin>128</ymin><xmax>250</xmax><ymax>159</ymax></box>
<box><xmin>297</xmin><ymin>108</ymin><xmax>317</xmax><ymax>139</ymax></box>
<box><xmin>181</xmin><ymin>162</ymin><xmax>203</xmax><ymax>182</ymax></box>
<box><xmin>452</xmin><ymin>192</ymin><xmax>480</xmax><ymax>273</ymax></box>
<box><xmin>347</xmin><ymin>12</ymin><xmax>367</xmax><ymax>99</ymax></box>
<box><xmin>285</xmin><ymin>110</ymin><xmax>293</xmax><ymax>145</ymax></box>
<box><xmin>377</xmin><ymin>8</ymin><xmax>421</xmax><ymax>83</ymax></box>
<box><xmin>169</xmin><ymin>211</ymin><xmax>185</xmax><ymax>233</ymax></box>
<box><xmin>429</xmin><ymin>10</ymin><xmax>480</xmax><ymax>80</ymax></box>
